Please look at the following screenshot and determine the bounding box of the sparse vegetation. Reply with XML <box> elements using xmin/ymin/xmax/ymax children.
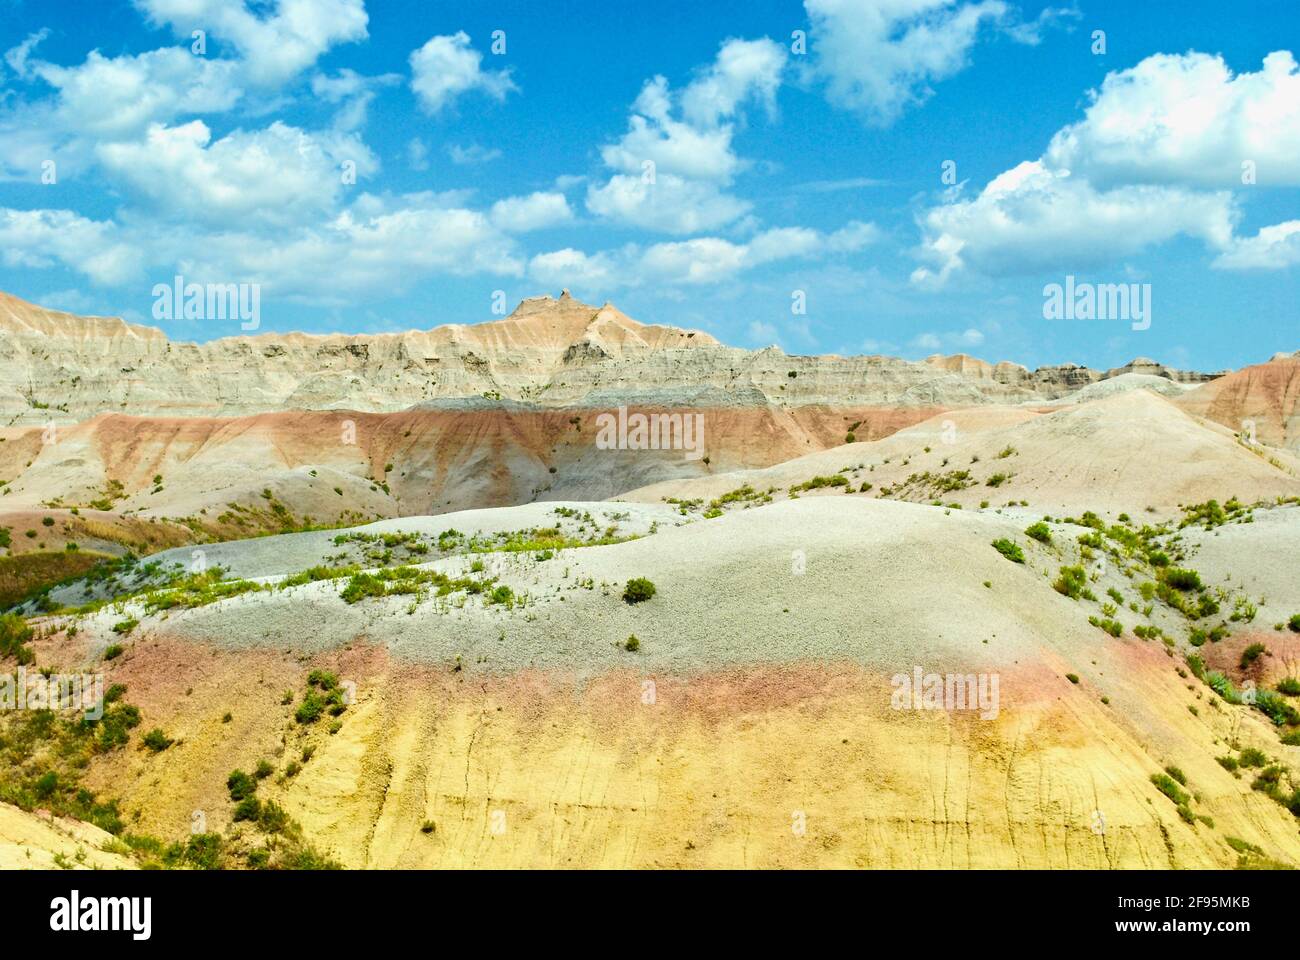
<box><xmin>1025</xmin><ymin>522</ymin><xmax>1051</xmax><ymax>544</ymax></box>
<box><xmin>991</xmin><ymin>539</ymin><xmax>1024</xmax><ymax>563</ymax></box>
<box><xmin>141</xmin><ymin>728</ymin><xmax>174</xmax><ymax>752</ymax></box>
<box><xmin>623</xmin><ymin>577</ymin><xmax>656</xmax><ymax>604</ymax></box>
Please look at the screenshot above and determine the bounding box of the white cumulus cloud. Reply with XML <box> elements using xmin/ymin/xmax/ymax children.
<box><xmin>409</xmin><ymin>32</ymin><xmax>516</xmax><ymax>114</ymax></box>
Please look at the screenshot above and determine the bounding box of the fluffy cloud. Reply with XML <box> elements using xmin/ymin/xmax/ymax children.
<box><xmin>804</xmin><ymin>0</ymin><xmax>1007</xmax><ymax>126</ymax></box>
<box><xmin>96</xmin><ymin>120</ymin><xmax>377</xmax><ymax>226</ymax></box>
<box><xmin>174</xmin><ymin>197</ymin><xmax>525</xmax><ymax>298</ymax></box>
<box><xmin>680</xmin><ymin>35</ymin><xmax>786</xmax><ymax>127</ymax></box>
<box><xmin>132</xmin><ymin>0</ymin><xmax>368</xmax><ymax>87</ymax></box>
<box><xmin>33</xmin><ymin>49</ymin><xmax>242</xmax><ymax>139</ymax></box>
<box><xmin>0</xmin><ymin>208</ymin><xmax>142</xmax><ymax>286</ymax></box>
<box><xmin>1213</xmin><ymin>221</ymin><xmax>1300</xmax><ymax>270</ymax></box>
<box><xmin>528</xmin><ymin>248</ymin><xmax>618</xmax><ymax>288</ymax></box>
<box><xmin>586</xmin><ymin>38</ymin><xmax>786</xmax><ymax>233</ymax></box>
<box><xmin>912</xmin><ymin>160</ymin><xmax>1236</xmax><ymax>284</ymax></box>
<box><xmin>489</xmin><ymin>192</ymin><xmax>573</xmax><ymax>232</ymax></box>
<box><xmin>586</xmin><ymin>173</ymin><xmax>751</xmax><ymax>234</ymax></box>
<box><xmin>409</xmin><ymin>32</ymin><xmax>516</xmax><ymax>114</ymax></box>
<box><xmin>911</xmin><ymin>49</ymin><xmax>1300</xmax><ymax>283</ymax></box>
<box><xmin>1045</xmin><ymin>51</ymin><xmax>1300</xmax><ymax>188</ymax></box>
<box><xmin>529</xmin><ymin>220</ymin><xmax>876</xmax><ymax>290</ymax></box>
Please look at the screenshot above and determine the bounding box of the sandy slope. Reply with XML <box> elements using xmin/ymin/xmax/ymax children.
<box><xmin>622</xmin><ymin>390</ymin><xmax>1300</xmax><ymax>516</ymax></box>
<box><xmin>1177</xmin><ymin>353</ymin><xmax>1300</xmax><ymax>452</ymax></box>
<box><xmin>0</xmin><ymin>804</ymin><xmax>135</xmax><ymax>870</ymax></box>
<box><xmin>20</xmin><ymin>494</ymin><xmax>1298</xmax><ymax>868</ymax></box>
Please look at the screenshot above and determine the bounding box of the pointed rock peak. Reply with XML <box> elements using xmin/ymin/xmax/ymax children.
<box><xmin>559</xmin><ymin>288</ymin><xmax>572</xmax><ymax>300</ymax></box>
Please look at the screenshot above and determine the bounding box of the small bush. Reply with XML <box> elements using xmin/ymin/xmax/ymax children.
<box><xmin>1163</xmin><ymin>568</ymin><xmax>1203</xmax><ymax>591</ymax></box>
<box><xmin>1164</xmin><ymin>765</ymin><xmax>1187</xmax><ymax>786</ymax></box>
<box><xmin>226</xmin><ymin>770</ymin><xmax>257</xmax><ymax>801</ymax></box>
<box><xmin>1065</xmin><ymin>673</ymin><xmax>1079</xmax><ymax>684</ymax></box>
<box><xmin>1276</xmin><ymin>677</ymin><xmax>1300</xmax><ymax>696</ymax></box>
<box><xmin>1240</xmin><ymin>643</ymin><xmax>1267</xmax><ymax>670</ymax></box>
<box><xmin>232</xmin><ymin>797</ymin><xmax>261</xmax><ymax>822</ymax></box>
<box><xmin>254</xmin><ymin>759</ymin><xmax>274</xmax><ymax>779</ymax></box>
<box><xmin>111</xmin><ymin>618</ymin><xmax>138</xmax><ymax>636</ymax></box>
<box><xmin>1024</xmin><ymin>522</ymin><xmax>1051</xmax><ymax>544</ymax></box>
<box><xmin>103</xmin><ymin>644</ymin><xmax>124</xmax><ymax>661</ymax></box>
<box><xmin>257</xmin><ymin>800</ymin><xmax>290</xmax><ymax>834</ymax></box>
<box><xmin>624</xmin><ymin>635</ymin><xmax>640</xmax><ymax>652</ymax></box>
<box><xmin>622</xmin><ymin>578</ymin><xmax>656</xmax><ymax>604</ymax></box>
<box><xmin>991</xmin><ymin>539</ymin><xmax>1024</xmax><ymax>563</ymax></box>
<box><xmin>1238</xmin><ymin>747</ymin><xmax>1267</xmax><ymax>768</ymax></box>
<box><xmin>306</xmin><ymin>670</ymin><xmax>338</xmax><ymax>691</ymax></box>
<box><xmin>295</xmin><ymin>691</ymin><xmax>324</xmax><ymax>724</ymax></box>
<box><xmin>1289</xmin><ymin>614</ymin><xmax>1300</xmax><ymax>633</ymax></box>
<box><xmin>1053</xmin><ymin>565</ymin><xmax>1087</xmax><ymax>600</ymax></box>
<box><xmin>141</xmin><ymin>728</ymin><xmax>173</xmax><ymax>752</ymax></box>
<box><xmin>1150</xmin><ymin>773</ymin><xmax>1190</xmax><ymax>806</ymax></box>
<box><xmin>0</xmin><ymin>613</ymin><xmax>35</xmax><ymax>664</ymax></box>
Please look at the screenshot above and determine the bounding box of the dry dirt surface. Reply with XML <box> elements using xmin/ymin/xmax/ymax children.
<box><xmin>8</xmin><ymin>495</ymin><xmax>1299</xmax><ymax>868</ymax></box>
<box><xmin>622</xmin><ymin>389</ymin><xmax>1300</xmax><ymax>517</ymax></box>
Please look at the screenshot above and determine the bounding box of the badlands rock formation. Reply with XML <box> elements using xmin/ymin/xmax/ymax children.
<box><xmin>0</xmin><ymin>289</ymin><xmax>1221</xmax><ymax>423</ymax></box>
<box><xmin>2</xmin><ymin>286</ymin><xmax>1299</xmax><ymax>871</ymax></box>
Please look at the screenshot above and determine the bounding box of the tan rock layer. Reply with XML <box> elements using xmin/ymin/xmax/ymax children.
<box><xmin>1</xmin><ymin>289</ymin><xmax>1229</xmax><ymax>423</ymax></box>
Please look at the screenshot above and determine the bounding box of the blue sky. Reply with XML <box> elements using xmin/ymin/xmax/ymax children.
<box><xmin>0</xmin><ymin>0</ymin><xmax>1297</xmax><ymax>371</ymax></box>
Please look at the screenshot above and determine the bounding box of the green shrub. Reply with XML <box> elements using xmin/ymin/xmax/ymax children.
<box><xmin>1216</xmin><ymin>755</ymin><xmax>1239</xmax><ymax>772</ymax></box>
<box><xmin>1276</xmin><ymin>677</ymin><xmax>1300</xmax><ymax>696</ymax></box>
<box><xmin>254</xmin><ymin>759</ymin><xmax>274</xmax><ymax>779</ymax></box>
<box><xmin>1240</xmin><ymin>643</ymin><xmax>1267</xmax><ymax>669</ymax></box>
<box><xmin>232</xmin><ymin>797</ymin><xmax>261</xmax><ymax>822</ymax></box>
<box><xmin>985</xmin><ymin>472</ymin><xmax>1010</xmax><ymax>488</ymax></box>
<box><xmin>1254</xmin><ymin>690</ymin><xmax>1300</xmax><ymax>727</ymax></box>
<box><xmin>1150</xmin><ymin>773</ymin><xmax>1190</xmax><ymax>806</ymax></box>
<box><xmin>1089</xmin><ymin>616</ymin><xmax>1123</xmax><ymax>637</ymax></box>
<box><xmin>1025</xmin><ymin>522</ymin><xmax>1051</xmax><ymax>544</ymax></box>
<box><xmin>306</xmin><ymin>670</ymin><xmax>338</xmax><ymax>691</ymax></box>
<box><xmin>141</xmin><ymin>728</ymin><xmax>173</xmax><ymax>752</ymax></box>
<box><xmin>1164</xmin><ymin>765</ymin><xmax>1187</xmax><ymax>786</ymax></box>
<box><xmin>295</xmin><ymin>691</ymin><xmax>324</xmax><ymax>724</ymax></box>
<box><xmin>0</xmin><ymin>612</ymin><xmax>35</xmax><ymax>664</ymax></box>
<box><xmin>1163</xmin><ymin>568</ymin><xmax>1203</xmax><ymax>591</ymax></box>
<box><xmin>32</xmin><ymin>770</ymin><xmax>59</xmax><ymax>800</ymax></box>
<box><xmin>622</xmin><ymin>578</ymin><xmax>656</xmax><ymax>604</ymax></box>
<box><xmin>1065</xmin><ymin>673</ymin><xmax>1079</xmax><ymax>684</ymax></box>
<box><xmin>624</xmin><ymin>635</ymin><xmax>640</xmax><ymax>652</ymax></box>
<box><xmin>1289</xmin><ymin>614</ymin><xmax>1300</xmax><ymax>633</ymax></box>
<box><xmin>1053</xmin><ymin>565</ymin><xmax>1087</xmax><ymax>600</ymax></box>
<box><xmin>111</xmin><ymin>618</ymin><xmax>138</xmax><ymax>635</ymax></box>
<box><xmin>257</xmin><ymin>800</ymin><xmax>290</xmax><ymax>834</ymax></box>
<box><xmin>226</xmin><ymin>769</ymin><xmax>257</xmax><ymax>801</ymax></box>
<box><xmin>991</xmin><ymin>539</ymin><xmax>1024</xmax><ymax>563</ymax></box>
<box><xmin>1238</xmin><ymin>747</ymin><xmax>1267</xmax><ymax>768</ymax></box>
<box><xmin>103</xmin><ymin>644</ymin><xmax>124</xmax><ymax>661</ymax></box>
